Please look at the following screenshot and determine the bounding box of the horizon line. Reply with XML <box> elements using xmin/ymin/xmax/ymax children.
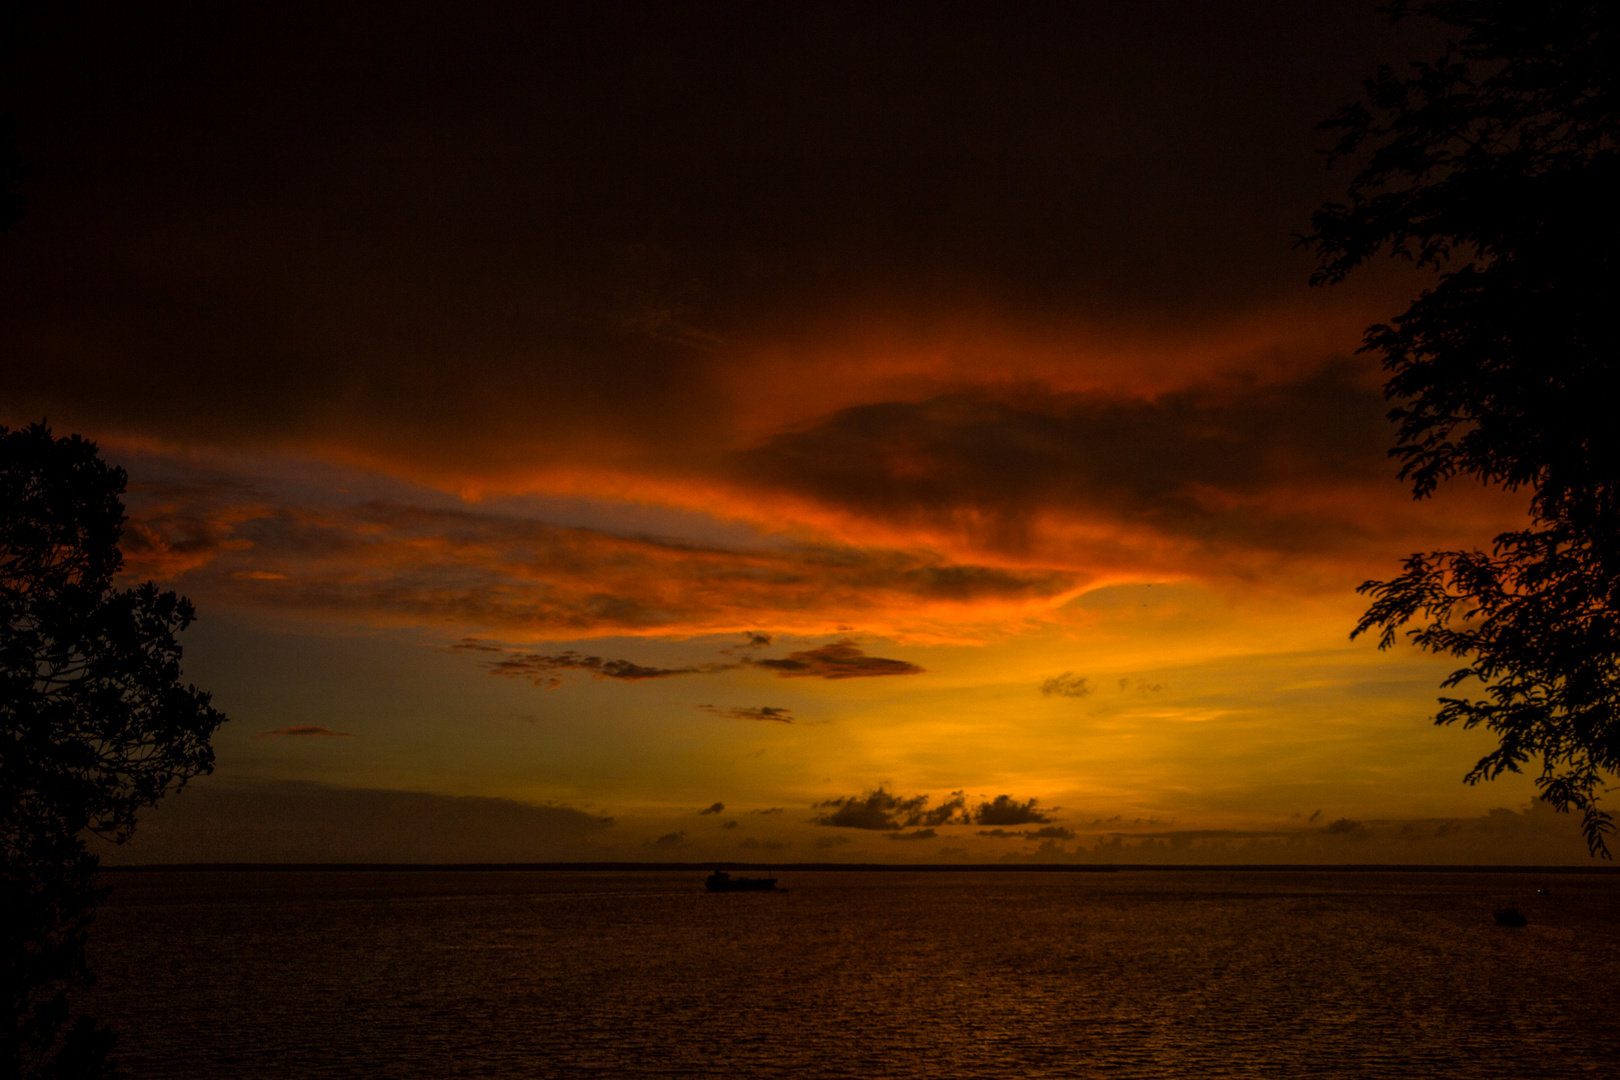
<box><xmin>97</xmin><ymin>862</ymin><xmax>1620</xmax><ymax>874</ymax></box>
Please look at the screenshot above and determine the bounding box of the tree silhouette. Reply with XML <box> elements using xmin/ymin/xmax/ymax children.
<box><xmin>1305</xmin><ymin>1</ymin><xmax>1617</xmax><ymax>854</ymax></box>
<box><xmin>2</xmin><ymin>423</ymin><xmax>228</xmax><ymax>1078</ymax></box>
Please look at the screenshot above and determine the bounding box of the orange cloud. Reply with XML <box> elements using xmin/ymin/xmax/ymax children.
<box><xmin>119</xmin><ymin>486</ymin><xmax>1087</xmax><ymax>640</ymax></box>
<box><xmin>104</xmin><ymin>349</ymin><xmax>1527</xmax><ymax>647</ymax></box>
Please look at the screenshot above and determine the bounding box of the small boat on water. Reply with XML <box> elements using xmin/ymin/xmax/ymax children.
<box><xmin>705</xmin><ymin>869</ymin><xmax>778</xmax><ymax>892</ymax></box>
<box><xmin>1493</xmin><ymin>907</ymin><xmax>1528</xmax><ymax>927</ymax></box>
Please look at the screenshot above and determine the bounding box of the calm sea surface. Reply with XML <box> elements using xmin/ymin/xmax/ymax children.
<box><xmin>83</xmin><ymin>869</ymin><xmax>1620</xmax><ymax>1078</ymax></box>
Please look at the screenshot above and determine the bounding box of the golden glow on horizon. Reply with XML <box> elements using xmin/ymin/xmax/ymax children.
<box><xmin>77</xmin><ymin>301</ymin><xmax>1559</xmax><ymax>864</ymax></box>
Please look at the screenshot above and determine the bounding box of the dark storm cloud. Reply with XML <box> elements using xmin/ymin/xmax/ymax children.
<box><xmin>86</xmin><ymin>778</ymin><xmax>614</xmax><ymax>863</ymax></box>
<box><xmin>0</xmin><ymin>1</ymin><xmax>1436</xmax><ymax>459</ymax></box>
<box><xmin>1040</xmin><ymin>672</ymin><xmax>1090</xmax><ymax>698</ymax></box>
<box><xmin>699</xmin><ymin>802</ymin><xmax>725</xmax><ymax>815</ymax></box>
<box><xmin>697</xmin><ymin>705</ymin><xmax>795</xmax><ymax>723</ymax></box>
<box><xmin>752</xmin><ymin>641</ymin><xmax>924</xmax><ymax>680</ymax></box>
<box><xmin>257</xmin><ymin>725</ymin><xmax>352</xmax><ymax>738</ymax></box>
<box><xmin>729</xmin><ymin>364</ymin><xmax>1390</xmax><ymax>555</ymax></box>
<box><xmin>812</xmin><ymin>787</ymin><xmax>969</xmax><ymax>830</ymax></box>
<box><xmin>973</xmin><ymin>796</ymin><xmax>1053</xmax><ymax>826</ymax></box>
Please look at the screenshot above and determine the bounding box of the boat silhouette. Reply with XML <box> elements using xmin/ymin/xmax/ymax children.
<box><xmin>1493</xmin><ymin>906</ymin><xmax>1528</xmax><ymax>927</ymax></box>
<box><xmin>705</xmin><ymin>869</ymin><xmax>778</xmax><ymax>892</ymax></box>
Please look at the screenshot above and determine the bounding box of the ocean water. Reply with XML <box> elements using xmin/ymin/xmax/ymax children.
<box><xmin>83</xmin><ymin>869</ymin><xmax>1620</xmax><ymax>1078</ymax></box>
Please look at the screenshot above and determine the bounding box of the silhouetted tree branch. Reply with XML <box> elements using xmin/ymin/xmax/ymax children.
<box><xmin>1305</xmin><ymin>1</ymin><xmax>1618</xmax><ymax>856</ymax></box>
<box><xmin>3</xmin><ymin>423</ymin><xmax>228</xmax><ymax>1078</ymax></box>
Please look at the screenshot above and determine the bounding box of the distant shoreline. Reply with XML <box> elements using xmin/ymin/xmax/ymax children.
<box><xmin>97</xmin><ymin>862</ymin><xmax>1620</xmax><ymax>874</ymax></box>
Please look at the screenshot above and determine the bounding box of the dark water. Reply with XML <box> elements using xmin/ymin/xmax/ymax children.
<box><xmin>83</xmin><ymin>869</ymin><xmax>1620</xmax><ymax>1078</ymax></box>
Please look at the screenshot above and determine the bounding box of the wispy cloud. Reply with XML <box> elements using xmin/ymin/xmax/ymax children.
<box><xmin>698</xmin><ymin>704</ymin><xmax>795</xmax><ymax>723</ymax></box>
<box><xmin>257</xmin><ymin>725</ymin><xmax>352</xmax><ymax>739</ymax></box>
<box><xmin>455</xmin><ymin>642</ymin><xmax>721</xmax><ymax>688</ymax></box>
<box><xmin>1040</xmin><ymin>672</ymin><xmax>1090</xmax><ymax>697</ymax></box>
<box><xmin>456</xmin><ymin>635</ymin><xmax>920</xmax><ymax>693</ymax></box>
<box><xmin>751</xmin><ymin>640</ymin><xmax>923</xmax><ymax>679</ymax></box>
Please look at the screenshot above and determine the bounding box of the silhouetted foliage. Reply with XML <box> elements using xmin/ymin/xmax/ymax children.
<box><xmin>2</xmin><ymin>423</ymin><xmax>228</xmax><ymax>1078</ymax></box>
<box><xmin>1305</xmin><ymin>2</ymin><xmax>1618</xmax><ymax>855</ymax></box>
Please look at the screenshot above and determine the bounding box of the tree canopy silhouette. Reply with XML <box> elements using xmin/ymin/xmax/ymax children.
<box><xmin>2</xmin><ymin>423</ymin><xmax>227</xmax><ymax>1078</ymax></box>
<box><xmin>1305</xmin><ymin>1</ymin><xmax>1618</xmax><ymax>854</ymax></box>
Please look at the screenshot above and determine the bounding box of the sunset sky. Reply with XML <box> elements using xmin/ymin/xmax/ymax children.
<box><xmin>1</xmin><ymin>1</ymin><xmax>1588</xmax><ymax>863</ymax></box>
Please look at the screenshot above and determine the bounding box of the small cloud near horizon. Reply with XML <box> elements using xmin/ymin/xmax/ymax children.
<box><xmin>1040</xmin><ymin>672</ymin><xmax>1090</xmax><ymax>697</ymax></box>
<box><xmin>697</xmin><ymin>704</ymin><xmax>795</xmax><ymax>723</ymax></box>
<box><xmin>978</xmin><ymin>825</ymin><xmax>1075</xmax><ymax>840</ymax></box>
<box><xmin>974</xmin><ymin>795</ymin><xmax>1053</xmax><ymax>826</ymax></box>
<box><xmin>699</xmin><ymin>802</ymin><xmax>725</xmax><ymax>815</ymax></box>
<box><xmin>740</xmin><ymin>837</ymin><xmax>789</xmax><ymax>850</ymax></box>
<box><xmin>814</xmin><ymin>786</ymin><xmax>969</xmax><ymax>830</ymax></box>
<box><xmin>813</xmin><ymin>787</ymin><xmax>1055</xmax><ymax>831</ymax></box>
<box><xmin>257</xmin><ymin>725</ymin><xmax>352</xmax><ymax>739</ymax></box>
